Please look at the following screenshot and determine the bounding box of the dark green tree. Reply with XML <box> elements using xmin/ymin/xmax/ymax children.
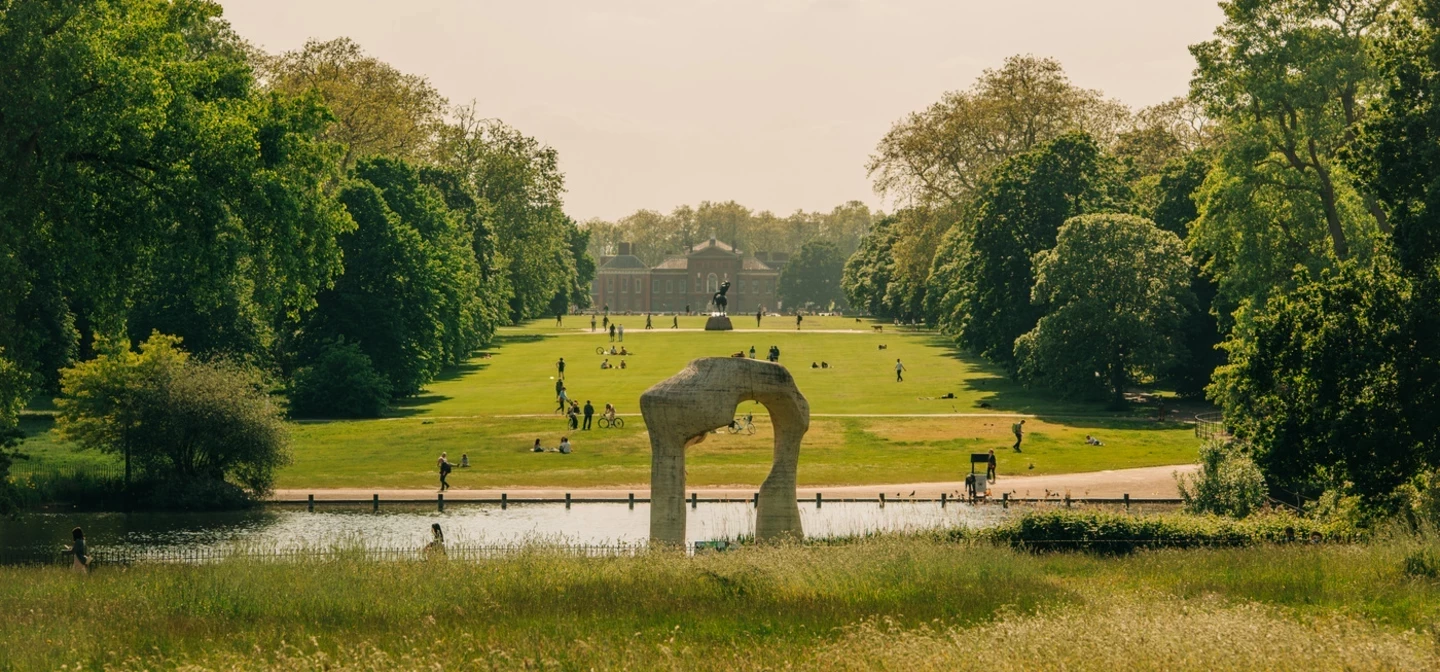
<box><xmin>841</xmin><ymin>216</ymin><xmax>900</xmax><ymax>317</ymax></box>
<box><xmin>780</xmin><ymin>241</ymin><xmax>847</xmax><ymax>310</ymax></box>
<box><xmin>288</xmin><ymin>339</ymin><xmax>391</xmax><ymax>419</ymax></box>
<box><xmin>1014</xmin><ymin>215</ymin><xmax>1193</xmax><ymax>404</ymax></box>
<box><xmin>1147</xmin><ymin>153</ymin><xmax>1225</xmax><ymax>398</ymax></box>
<box><xmin>940</xmin><ymin>133</ymin><xmax>1121</xmax><ymax>367</ymax></box>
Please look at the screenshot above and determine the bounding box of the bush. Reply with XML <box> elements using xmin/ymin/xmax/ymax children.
<box><xmin>289</xmin><ymin>340</ymin><xmax>391</xmax><ymax>418</ymax></box>
<box><xmin>975</xmin><ymin>510</ymin><xmax>1344</xmax><ymax>554</ymax></box>
<box><xmin>1177</xmin><ymin>440</ymin><xmax>1267</xmax><ymax>518</ymax></box>
<box><xmin>55</xmin><ymin>333</ymin><xmax>291</xmax><ymax>502</ymax></box>
<box><xmin>1403</xmin><ymin>548</ymin><xmax>1440</xmax><ymax>579</ymax></box>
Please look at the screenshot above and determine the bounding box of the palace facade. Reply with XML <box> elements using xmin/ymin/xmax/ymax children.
<box><xmin>590</xmin><ymin>237</ymin><xmax>787</xmax><ymax>314</ymax></box>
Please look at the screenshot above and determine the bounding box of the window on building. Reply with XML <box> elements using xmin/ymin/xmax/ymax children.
<box><xmin>707</xmin><ymin>273</ymin><xmax>719</xmax><ymax>294</ymax></box>
<box><xmin>607</xmin><ymin>276</ymin><xmax>614</xmax><ymax>294</ymax></box>
<box><xmin>666</xmin><ymin>280</ymin><xmax>672</xmax><ymax>294</ymax></box>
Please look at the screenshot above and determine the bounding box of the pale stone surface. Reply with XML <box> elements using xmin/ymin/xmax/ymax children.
<box><xmin>641</xmin><ymin>357</ymin><xmax>810</xmax><ymax>545</ymax></box>
<box><xmin>704</xmin><ymin>315</ymin><xmax>734</xmax><ymax>331</ymax></box>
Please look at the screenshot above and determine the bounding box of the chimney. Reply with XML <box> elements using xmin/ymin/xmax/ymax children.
<box><xmin>619</xmin><ymin>242</ymin><xmax>632</xmax><ymax>256</ymax></box>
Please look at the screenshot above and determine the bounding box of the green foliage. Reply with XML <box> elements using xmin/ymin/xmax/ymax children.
<box><xmin>1014</xmin><ymin>214</ymin><xmax>1192</xmax><ymax>402</ymax></box>
<box><xmin>1211</xmin><ymin>261</ymin><xmax>1439</xmax><ymax>505</ymax></box>
<box><xmin>938</xmin><ymin>133</ymin><xmax>1122</xmax><ymax>367</ymax></box>
<box><xmin>1178</xmin><ymin>441</ymin><xmax>1268</xmax><ymax>518</ymax></box>
<box><xmin>980</xmin><ymin>510</ymin><xmax>1341</xmax><ymax>554</ymax></box>
<box><xmin>779</xmin><ymin>241</ymin><xmax>847</xmax><ymax>310</ymax></box>
<box><xmin>0</xmin><ymin>350</ymin><xmax>30</xmax><ymax>512</ymax></box>
<box><xmin>288</xmin><ymin>340</ymin><xmax>391</xmax><ymax>419</ymax></box>
<box><xmin>55</xmin><ymin>333</ymin><xmax>291</xmax><ymax>497</ymax></box>
<box><xmin>841</xmin><ymin>216</ymin><xmax>900</xmax><ymax>316</ymax></box>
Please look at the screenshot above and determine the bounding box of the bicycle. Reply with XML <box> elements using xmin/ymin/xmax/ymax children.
<box><xmin>727</xmin><ymin>414</ymin><xmax>756</xmax><ymax>435</ymax></box>
<box><xmin>595</xmin><ymin>346</ymin><xmax>607</xmax><ymax>355</ymax></box>
<box><xmin>599</xmin><ymin>415</ymin><xmax>625</xmax><ymax>429</ymax></box>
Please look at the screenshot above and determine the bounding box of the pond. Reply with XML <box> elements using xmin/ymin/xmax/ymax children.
<box><xmin>0</xmin><ymin>501</ymin><xmax>1016</xmax><ymax>562</ymax></box>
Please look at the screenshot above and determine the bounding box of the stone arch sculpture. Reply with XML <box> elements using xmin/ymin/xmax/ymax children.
<box><xmin>640</xmin><ymin>357</ymin><xmax>810</xmax><ymax>546</ymax></box>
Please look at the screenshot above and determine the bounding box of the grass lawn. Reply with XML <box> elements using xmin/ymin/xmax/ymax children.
<box><xmin>2</xmin><ymin>533</ymin><xmax>1437</xmax><ymax>670</ymax></box>
<box><xmin>14</xmin><ymin>316</ymin><xmax>1203</xmax><ymax>489</ymax></box>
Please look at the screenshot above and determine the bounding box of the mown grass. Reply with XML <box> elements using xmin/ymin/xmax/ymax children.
<box><xmin>2</xmin><ymin>532</ymin><xmax>1438</xmax><ymax>670</ymax></box>
<box><xmin>14</xmin><ymin>318</ymin><xmax>1200</xmax><ymax>490</ymax></box>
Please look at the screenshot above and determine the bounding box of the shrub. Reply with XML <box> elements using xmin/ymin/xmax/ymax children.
<box><xmin>1177</xmin><ymin>440</ymin><xmax>1267</xmax><ymax>518</ymax></box>
<box><xmin>55</xmin><ymin>333</ymin><xmax>291</xmax><ymax>501</ymax></box>
<box><xmin>289</xmin><ymin>339</ymin><xmax>391</xmax><ymax>418</ymax></box>
<box><xmin>1403</xmin><ymin>548</ymin><xmax>1439</xmax><ymax>579</ymax></box>
<box><xmin>977</xmin><ymin>510</ymin><xmax>1343</xmax><ymax>554</ymax></box>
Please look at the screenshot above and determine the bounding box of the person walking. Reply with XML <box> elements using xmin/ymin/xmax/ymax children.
<box><xmin>609</xmin><ymin>323</ymin><xmax>616</xmax><ymax>342</ymax></box>
<box><xmin>65</xmin><ymin>527</ymin><xmax>90</xmax><ymax>573</ymax></box>
<box><xmin>554</xmin><ymin>377</ymin><xmax>564</xmax><ymax>397</ymax></box>
<box><xmin>618</xmin><ymin>324</ymin><xmax>625</xmax><ymax>342</ymax></box>
<box><xmin>590</xmin><ymin>314</ymin><xmax>597</xmax><ymax>332</ymax></box>
<box><xmin>645</xmin><ymin>314</ymin><xmax>653</xmax><ymax>330</ymax></box>
<box><xmin>556</xmin><ymin>357</ymin><xmax>566</xmax><ymax>381</ymax></box>
<box><xmin>425</xmin><ymin>523</ymin><xmax>446</xmax><ymax>557</ymax></box>
<box><xmin>556</xmin><ymin>384</ymin><xmax>569</xmax><ymax>413</ymax></box>
<box><xmin>796</xmin><ymin>313</ymin><xmax>803</xmax><ymax>330</ymax></box>
<box><xmin>756</xmin><ymin>308</ymin><xmax>763</xmax><ymax>328</ymax></box>
<box><xmin>603</xmin><ymin>314</ymin><xmax>610</xmax><ymax>330</ymax></box>
<box><xmin>583</xmin><ymin>400</ymin><xmax>595</xmax><ymax>430</ymax></box>
<box><xmin>895</xmin><ymin>358</ymin><xmax>906</xmax><ymax>382</ymax></box>
<box><xmin>986</xmin><ymin>449</ymin><xmax>997</xmax><ymax>482</ymax></box>
<box><xmin>437</xmin><ymin>453</ymin><xmax>454</xmax><ymax>491</ymax></box>
<box><xmin>555</xmin><ymin>312</ymin><xmax>564</xmax><ymax>327</ymax></box>
<box><xmin>671</xmin><ymin>315</ymin><xmax>679</xmax><ymax>329</ymax></box>
<box><xmin>1012</xmin><ymin>419</ymin><xmax>1025</xmax><ymax>453</ymax></box>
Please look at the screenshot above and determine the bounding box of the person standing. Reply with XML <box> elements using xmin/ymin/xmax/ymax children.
<box><xmin>796</xmin><ymin>313</ymin><xmax>803</xmax><ymax>330</ymax></box>
<box><xmin>554</xmin><ymin>377</ymin><xmax>564</xmax><ymax>398</ymax></box>
<box><xmin>437</xmin><ymin>453</ymin><xmax>454</xmax><ymax>491</ymax></box>
<box><xmin>986</xmin><ymin>449</ymin><xmax>997</xmax><ymax>481</ymax></box>
<box><xmin>895</xmin><ymin>358</ymin><xmax>906</xmax><ymax>382</ymax></box>
<box><xmin>1012</xmin><ymin>419</ymin><xmax>1025</xmax><ymax>453</ymax></box>
<box><xmin>749</xmin><ymin>345</ymin><xmax>756</xmax><ymax>359</ymax></box>
<box><xmin>685</xmin><ymin>303</ymin><xmax>691</xmax><ymax>316</ymax></box>
<box><xmin>583</xmin><ymin>400</ymin><xmax>595</xmax><ymax>430</ymax></box>
<box><xmin>555</xmin><ymin>312</ymin><xmax>564</xmax><ymax>327</ymax></box>
<box><xmin>66</xmin><ymin>527</ymin><xmax>90</xmax><ymax>573</ymax></box>
<box><xmin>590</xmin><ymin>314</ymin><xmax>597</xmax><ymax>332</ymax></box>
<box><xmin>618</xmin><ymin>324</ymin><xmax>625</xmax><ymax>342</ymax></box>
<box><xmin>556</xmin><ymin>357</ymin><xmax>566</xmax><ymax>381</ymax></box>
<box><xmin>645</xmin><ymin>314</ymin><xmax>653</xmax><ymax>330</ymax></box>
<box><xmin>756</xmin><ymin>308</ymin><xmax>763</xmax><ymax>328</ymax></box>
<box><xmin>603</xmin><ymin>314</ymin><xmax>610</xmax><ymax>330</ymax></box>
<box><xmin>609</xmin><ymin>323</ymin><xmax>616</xmax><ymax>342</ymax></box>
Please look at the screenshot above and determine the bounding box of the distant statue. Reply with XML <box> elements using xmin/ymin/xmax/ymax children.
<box><xmin>712</xmin><ymin>281</ymin><xmax>731</xmax><ymax>315</ymax></box>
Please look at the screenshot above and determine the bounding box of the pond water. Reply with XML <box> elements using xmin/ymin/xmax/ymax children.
<box><xmin>0</xmin><ymin>501</ymin><xmax>1015</xmax><ymax>561</ymax></box>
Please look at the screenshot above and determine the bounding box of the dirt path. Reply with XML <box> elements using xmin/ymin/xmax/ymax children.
<box><xmin>271</xmin><ymin>464</ymin><xmax>1195</xmax><ymax>502</ymax></box>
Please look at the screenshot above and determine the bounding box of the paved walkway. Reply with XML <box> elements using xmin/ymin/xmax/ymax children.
<box><xmin>271</xmin><ymin>464</ymin><xmax>1195</xmax><ymax>502</ymax></box>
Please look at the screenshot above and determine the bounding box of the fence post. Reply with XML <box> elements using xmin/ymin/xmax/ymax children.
<box><xmin>501</xmin><ymin>493</ymin><xmax>508</xmax><ymax>510</ymax></box>
<box><xmin>1064</xmin><ymin>494</ymin><xmax>1071</xmax><ymax>509</ymax></box>
<box><xmin>438</xmin><ymin>493</ymin><xmax>444</xmax><ymax>512</ymax></box>
<box><xmin>941</xmin><ymin>492</ymin><xmax>947</xmax><ymax>508</ymax></box>
<box><xmin>754</xmin><ymin>491</ymin><xmax>759</xmax><ymax>508</ymax></box>
<box><xmin>1002</xmin><ymin>492</ymin><xmax>1009</xmax><ymax>509</ymax></box>
<box><xmin>1124</xmin><ymin>493</ymin><xmax>1130</xmax><ymax>512</ymax></box>
<box><xmin>816</xmin><ymin>492</ymin><xmax>822</xmax><ymax>509</ymax></box>
<box><xmin>691</xmin><ymin>492</ymin><xmax>697</xmax><ymax>509</ymax></box>
<box><xmin>879</xmin><ymin>492</ymin><xmax>886</xmax><ymax>507</ymax></box>
<box><xmin>566</xmin><ymin>492</ymin><xmax>572</xmax><ymax>509</ymax></box>
<box><xmin>308</xmin><ymin>494</ymin><xmax>314</xmax><ymax>512</ymax></box>
<box><xmin>629</xmin><ymin>492</ymin><xmax>635</xmax><ymax>509</ymax></box>
<box><xmin>373</xmin><ymin>494</ymin><xmax>379</xmax><ymax>513</ymax></box>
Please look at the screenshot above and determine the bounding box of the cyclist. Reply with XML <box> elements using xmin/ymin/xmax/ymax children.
<box><xmin>603</xmin><ymin>403</ymin><xmax>617</xmax><ymax>425</ymax></box>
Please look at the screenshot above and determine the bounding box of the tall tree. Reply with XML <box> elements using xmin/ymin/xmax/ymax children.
<box><xmin>779</xmin><ymin>241</ymin><xmax>847</xmax><ymax>310</ymax></box>
<box><xmin>868</xmin><ymin>55</ymin><xmax>1130</xmax><ymax>207</ymax></box>
<box><xmin>1015</xmin><ymin>215</ymin><xmax>1194</xmax><ymax>404</ymax></box>
<box><xmin>257</xmin><ymin>38</ymin><xmax>447</xmax><ymax>168</ymax></box>
<box><xmin>935</xmin><ymin>133</ymin><xmax>1121</xmax><ymax>367</ymax></box>
<box><xmin>842</xmin><ymin>217</ymin><xmax>901</xmax><ymax>317</ymax></box>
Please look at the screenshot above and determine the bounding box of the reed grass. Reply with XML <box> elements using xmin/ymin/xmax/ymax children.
<box><xmin>2</xmin><ymin>533</ymin><xmax>1438</xmax><ymax>670</ymax></box>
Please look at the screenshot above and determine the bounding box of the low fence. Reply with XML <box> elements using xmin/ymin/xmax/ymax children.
<box><xmin>1193</xmin><ymin>412</ymin><xmax>1230</xmax><ymax>442</ymax></box>
<box><xmin>0</xmin><ymin>542</ymin><xmax>648</xmax><ymax>567</ymax></box>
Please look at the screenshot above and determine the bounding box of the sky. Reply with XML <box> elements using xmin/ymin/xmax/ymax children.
<box><xmin>218</xmin><ymin>0</ymin><xmax>1226</xmax><ymax>222</ymax></box>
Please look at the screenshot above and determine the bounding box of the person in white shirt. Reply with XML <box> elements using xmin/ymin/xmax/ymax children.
<box><xmin>895</xmin><ymin>359</ymin><xmax>907</xmax><ymax>382</ymax></box>
<box><xmin>558</xmin><ymin>437</ymin><xmax>572</xmax><ymax>454</ymax></box>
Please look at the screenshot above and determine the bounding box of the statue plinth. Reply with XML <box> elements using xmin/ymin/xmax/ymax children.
<box><xmin>704</xmin><ymin>315</ymin><xmax>733</xmax><ymax>331</ymax></box>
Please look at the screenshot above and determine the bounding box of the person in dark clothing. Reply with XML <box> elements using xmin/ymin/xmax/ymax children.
<box><xmin>556</xmin><ymin>357</ymin><xmax>566</xmax><ymax>380</ymax></box>
<box><xmin>66</xmin><ymin>527</ymin><xmax>90</xmax><ymax>573</ymax></box>
<box><xmin>756</xmin><ymin>308</ymin><xmax>763</xmax><ymax>328</ymax></box>
<box><xmin>609</xmin><ymin>323</ymin><xmax>616</xmax><ymax>342</ymax></box>
<box><xmin>583</xmin><ymin>400</ymin><xmax>595</xmax><ymax>430</ymax></box>
<box><xmin>986</xmin><ymin>449</ymin><xmax>997</xmax><ymax>481</ymax></box>
<box><xmin>1012</xmin><ymin>420</ymin><xmax>1025</xmax><ymax>453</ymax></box>
<box><xmin>567</xmin><ymin>403</ymin><xmax>579</xmax><ymax>430</ymax></box>
<box><xmin>796</xmin><ymin>313</ymin><xmax>803</xmax><ymax>330</ymax></box>
<box><xmin>555</xmin><ymin>378</ymin><xmax>564</xmax><ymax>397</ymax></box>
<box><xmin>603</xmin><ymin>315</ymin><xmax>609</xmax><ymax>330</ymax></box>
<box><xmin>672</xmin><ymin>315</ymin><xmax>679</xmax><ymax>328</ymax></box>
<box><xmin>438</xmin><ymin>453</ymin><xmax>454</xmax><ymax>491</ymax></box>
<box><xmin>645</xmin><ymin>314</ymin><xmax>653</xmax><ymax>329</ymax></box>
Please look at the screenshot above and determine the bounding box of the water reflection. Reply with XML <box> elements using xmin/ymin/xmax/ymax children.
<box><xmin>1</xmin><ymin>501</ymin><xmax>1015</xmax><ymax>560</ymax></box>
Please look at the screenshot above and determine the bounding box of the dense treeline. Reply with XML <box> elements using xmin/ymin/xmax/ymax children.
<box><xmin>844</xmin><ymin>2</ymin><xmax>1440</xmax><ymax>513</ymax></box>
<box><xmin>0</xmin><ymin>0</ymin><xmax>594</xmax><ymax>499</ymax></box>
<box><xmin>583</xmin><ymin>201</ymin><xmax>877</xmax><ymax>264</ymax></box>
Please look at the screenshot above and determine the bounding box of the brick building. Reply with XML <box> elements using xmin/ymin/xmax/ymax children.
<box><xmin>591</xmin><ymin>237</ymin><xmax>786</xmax><ymax>314</ymax></box>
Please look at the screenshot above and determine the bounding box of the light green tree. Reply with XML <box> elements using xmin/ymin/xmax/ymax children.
<box><xmin>1015</xmin><ymin>214</ymin><xmax>1194</xmax><ymax>404</ymax></box>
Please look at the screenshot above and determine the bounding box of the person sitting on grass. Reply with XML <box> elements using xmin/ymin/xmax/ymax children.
<box><xmin>600</xmin><ymin>359</ymin><xmax>612</xmax><ymax>369</ymax></box>
<box><xmin>460</xmin><ymin>453</ymin><xmax>470</xmax><ymax>468</ymax></box>
<box><xmin>609</xmin><ymin>345</ymin><xmax>618</xmax><ymax>355</ymax></box>
<box><xmin>620</xmin><ymin>360</ymin><xmax>628</xmax><ymax>370</ymax></box>
<box><xmin>532</xmin><ymin>439</ymin><xmax>544</xmax><ymax>453</ymax></box>
<box><xmin>812</xmin><ymin>362</ymin><xmax>820</xmax><ymax>368</ymax></box>
<box><xmin>558</xmin><ymin>437</ymin><xmax>572</xmax><ymax>454</ymax></box>
<box><xmin>619</xmin><ymin>346</ymin><xmax>629</xmax><ymax>356</ymax></box>
<box><xmin>1085</xmin><ymin>435</ymin><xmax>1104</xmax><ymax>446</ymax></box>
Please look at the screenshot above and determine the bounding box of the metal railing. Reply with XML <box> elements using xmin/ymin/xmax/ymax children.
<box><xmin>1193</xmin><ymin>412</ymin><xmax>1230</xmax><ymax>442</ymax></box>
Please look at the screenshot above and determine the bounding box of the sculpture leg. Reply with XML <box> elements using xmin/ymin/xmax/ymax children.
<box><xmin>755</xmin><ymin>417</ymin><xmax>805</xmax><ymax>542</ymax></box>
<box><xmin>649</xmin><ymin>434</ymin><xmax>689</xmax><ymax>547</ymax></box>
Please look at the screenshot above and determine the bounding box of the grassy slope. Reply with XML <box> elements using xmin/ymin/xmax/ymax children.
<box><xmin>14</xmin><ymin>317</ymin><xmax>1201</xmax><ymax>489</ymax></box>
<box><xmin>1</xmin><ymin>535</ymin><xmax>1437</xmax><ymax>670</ymax></box>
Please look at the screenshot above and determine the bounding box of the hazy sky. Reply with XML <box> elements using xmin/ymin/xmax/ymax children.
<box><xmin>219</xmin><ymin>0</ymin><xmax>1225</xmax><ymax>221</ymax></box>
